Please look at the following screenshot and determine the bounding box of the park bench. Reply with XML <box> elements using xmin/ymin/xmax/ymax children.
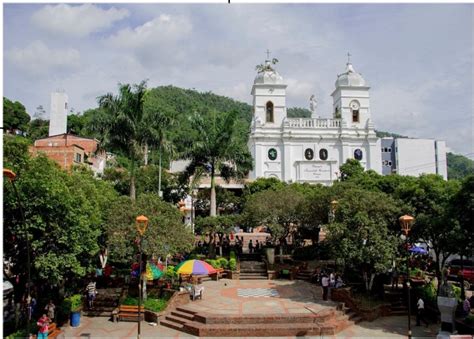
<box><xmin>116</xmin><ymin>305</ymin><xmax>145</xmax><ymax>322</ymax></box>
<box><xmin>210</xmin><ymin>268</ymin><xmax>227</xmax><ymax>280</ymax></box>
<box><xmin>33</xmin><ymin>322</ymin><xmax>62</xmax><ymax>339</ymax></box>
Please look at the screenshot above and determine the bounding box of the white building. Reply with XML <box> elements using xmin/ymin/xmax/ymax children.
<box><xmin>248</xmin><ymin>58</ymin><xmax>381</xmax><ymax>185</ymax></box>
<box><xmin>248</xmin><ymin>57</ymin><xmax>447</xmax><ymax>184</ymax></box>
<box><xmin>381</xmin><ymin>137</ymin><xmax>447</xmax><ymax>179</ymax></box>
<box><xmin>49</xmin><ymin>91</ymin><xmax>68</xmax><ymax>136</ymax></box>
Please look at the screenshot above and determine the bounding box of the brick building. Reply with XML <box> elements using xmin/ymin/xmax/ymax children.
<box><xmin>29</xmin><ymin>133</ymin><xmax>106</xmax><ymax>174</ymax></box>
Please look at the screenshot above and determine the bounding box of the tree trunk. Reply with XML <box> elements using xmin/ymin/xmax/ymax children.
<box><xmin>210</xmin><ymin>165</ymin><xmax>216</xmax><ymax>217</ymax></box>
<box><xmin>130</xmin><ymin>161</ymin><xmax>136</xmax><ymax>201</ymax></box>
<box><xmin>144</xmin><ymin>144</ymin><xmax>149</xmax><ymax>166</ymax></box>
<box><xmin>209</xmin><ymin>233</ymin><xmax>216</xmax><ymax>259</ymax></box>
<box><xmin>434</xmin><ymin>250</ymin><xmax>442</xmax><ymax>294</ymax></box>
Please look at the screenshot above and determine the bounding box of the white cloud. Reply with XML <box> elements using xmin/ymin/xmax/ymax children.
<box><xmin>106</xmin><ymin>14</ymin><xmax>192</xmax><ymax>49</ymax></box>
<box><xmin>5</xmin><ymin>41</ymin><xmax>80</xmax><ymax>75</ymax></box>
<box><xmin>31</xmin><ymin>4</ymin><xmax>129</xmax><ymax>38</ymax></box>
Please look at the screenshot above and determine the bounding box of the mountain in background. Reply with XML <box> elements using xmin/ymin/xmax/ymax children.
<box><xmin>10</xmin><ymin>86</ymin><xmax>473</xmax><ymax>180</ymax></box>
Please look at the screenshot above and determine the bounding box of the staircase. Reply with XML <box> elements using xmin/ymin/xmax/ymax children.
<box><xmin>239</xmin><ymin>253</ymin><xmax>267</xmax><ymax>280</ymax></box>
<box><xmin>385</xmin><ymin>289</ymin><xmax>408</xmax><ymax>316</ymax></box>
<box><xmin>82</xmin><ymin>288</ymin><xmax>122</xmax><ymax>317</ymax></box>
<box><xmin>341</xmin><ymin>305</ymin><xmax>363</xmax><ymax>324</ymax></box>
<box><xmin>161</xmin><ymin>306</ymin><xmax>355</xmax><ymax>336</ymax></box>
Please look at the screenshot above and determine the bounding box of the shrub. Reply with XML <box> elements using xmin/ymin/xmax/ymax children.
<box><xmin>122</xmin><ymin>297</ymin><xmax>168</xmax><ymax>312</ymax></box>
<box><xmin>5</xmin><ymin>329</ymin><xmax>28</xmax><ymax>339</ymax></box>
<box><xmin>122</xmin><ymin>296</ymin><xmax>138</xmax><ymax>305</ymax></box>
<box><xmin>229</xmin><ymin>251</ymin><xmax>236</xmax><ymax>260</ymax></box>
<box><xmin>218</xmin><ymin>258</ymin><xmax>229</xmax><ymax>269</ymax></box>
<box><xmin>166</xmin><ymin>266</ymin><xmax>177</xmax><ymax>280</ymax></box>
<box><xmin>229</xmin><ymin>258</ymin><xmax>237</xmax><ymax>271</ymax></box>
<box><xmin>63</xmin><ymin>294</ymin><xmax>83</xmax><ymax>312</ymax></box>
<box><xmin>465</xmin><ymin>314</ymin><xmax>474</xmax><ymax>325</ymax></box>
<box><xmin>292</xmin><ymin>245</ymin><xmax>318</xmax><ymax>261</ymax></box>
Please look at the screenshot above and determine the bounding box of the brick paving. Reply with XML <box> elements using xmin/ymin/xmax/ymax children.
<box><xmin>60</xmin><ymin>278</ymin><xmax>440</xmax><ymax>338</ymax></box>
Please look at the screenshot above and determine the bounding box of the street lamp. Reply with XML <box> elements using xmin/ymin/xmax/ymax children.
<box><xmin>4</xmin><ymin>169</ymin><xmax>32</xmax><ymax>337</ymax></box>
<box><xmin>135</xmin><ymin>215</ymin><xmax>149</xmax><ymax>339</ymax></box>
<box><xmin>400</xmin><ymin>214</ymin><xmax>415</xmax><ymax>339</ymax></box>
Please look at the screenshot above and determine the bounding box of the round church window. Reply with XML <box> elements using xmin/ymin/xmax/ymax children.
<box><xmin>319</xmin><ymin>148</ymin><xmax>328</xmax><ymax>160</ymax></box>
<box><xmin>304</xmin><ymin>148</ymin><xmax>314</xmax><ymax>160</ymax></box>
<box><xmin>268</xmin><ymin>148</ymin><xmax>277</xmax><ymax>161</ymax></box>
<box><xmin>354</xmin><ymin>149</ymin><xmax>363</xmax><ymax>160</ymax></box>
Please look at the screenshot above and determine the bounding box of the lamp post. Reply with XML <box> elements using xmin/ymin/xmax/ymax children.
<box><xmin>135</xmin><ymin>215</ymin><xmax>149</xmax><ymax>339</ymax></box>
<box><xmin>400</xmin><ymin>214</ymin><xmax>415</xmax><ymax>339</ymax></box>
<box><xmin>4</xmin><ymin>169</ymin><xmax>32</xmax><ymax>337</ymax></box>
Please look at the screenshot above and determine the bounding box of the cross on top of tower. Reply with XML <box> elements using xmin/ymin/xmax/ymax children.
<box><xmin>266</xmin><ymin>49</ymin><xmax>271</xmax><ymax>60</ymax></box>
<box><xmin>347</xmin><ymin>52</ymin><xmax>352</xmax><ymax>64</ymax></box>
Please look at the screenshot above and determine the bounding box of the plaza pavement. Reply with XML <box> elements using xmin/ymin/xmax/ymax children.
<box><xmin>61</xmin><ymin>279</ymin><xmax>440</xmax><ymax>338</ymax></box>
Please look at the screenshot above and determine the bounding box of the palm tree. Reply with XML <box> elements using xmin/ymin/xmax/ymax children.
<box><xmin>97</xmin><ymin>81</ymin><xmax>162</xmax><ymax>200</ymax></box>
<box><xmin>183</xmin><ymin>110</ymin><xmax>253</xmax><ymax>216</ymax></box>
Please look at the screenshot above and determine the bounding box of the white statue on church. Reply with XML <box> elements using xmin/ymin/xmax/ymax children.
<box><xmin>309</xmin><ymin>94</ymin><xmax>319</xmax><ymax>118</ymax></box>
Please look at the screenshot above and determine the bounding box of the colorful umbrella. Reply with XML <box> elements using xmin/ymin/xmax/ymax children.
<box><xmin>175</xmin><ymin>259</ymin><xmax>217</xmax><ymax>275</ymax></box>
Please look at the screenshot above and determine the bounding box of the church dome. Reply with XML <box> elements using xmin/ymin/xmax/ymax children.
<box><xmin>254</xmin><ymin>60</ymin><xmax>284</xmax><ymax>85</ymax></box>
<box><xmin>335</xmin><ymin>63</ymin><xmax>367</xmax><ymax>87</ymax></box>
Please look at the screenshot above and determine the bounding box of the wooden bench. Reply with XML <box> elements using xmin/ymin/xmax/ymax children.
<box><xmin>117</xmin><ymin>305</ymin><xmax>145</xmax><ymax>322</ymax></box>
<box><xmin>211</xmin><ymin>268</ymin><xmax>227</xmax><ymax>280</ymax></box>
<box><xmin>34</xmin><ymin>322</ymin><xmax>62</xmax><ymax>339</ymax></box>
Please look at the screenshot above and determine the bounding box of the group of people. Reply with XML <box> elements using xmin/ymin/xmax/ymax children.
<box><xmin>247</xmin><ymin>239</ymin><xmax>263</xmax><ymax>254</ymax></box>
<box><xmin>312</xmin><ymin>269</ymin><xmax>344</xmax><ymax>301</ymax></box>
<box><xmin>34</xmin><ymin>300</ymin><xmax>56</xmax><ymax>339</ymax></box>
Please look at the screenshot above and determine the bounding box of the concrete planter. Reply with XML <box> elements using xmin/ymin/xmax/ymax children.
<box><xmin>145</xmin><ymin>310</ymin><xmax>165</xmax><ymax>323</ymax></box>
<box><xmin>266</xmin><ymin>248</ymin><xmax>275</xmax><ymax>265</ymax></box>
<box><xmin>227</xmin><ymin>270</ymin><xmax>240</xmax><ymax>280</ymax></box>
<box><xmin>437</xmin><ymin>296</ymin><xmax>458</xmax><ymax>331</ymax></box>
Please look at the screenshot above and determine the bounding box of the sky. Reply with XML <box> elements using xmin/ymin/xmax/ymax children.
<box><xmin>3</xmin><ymin>3</ymin><xmax>473</xmax><ymax>157</ymax></box>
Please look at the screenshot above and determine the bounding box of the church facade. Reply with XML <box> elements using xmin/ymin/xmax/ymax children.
<box><xmin>248</xmin><ymin>58</ymin><xmax>382</xmax><ymax>185</ymax></box>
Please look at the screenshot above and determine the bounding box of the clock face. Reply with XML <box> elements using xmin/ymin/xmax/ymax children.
<box><xmin>319</xmin><ymin>148</ymin><xmax>328</xmax><ymax>160</ymax></box>
<box><xmin>354</xmin><ymin>148</ymin><xmax>363</xmax><ymax>160</ymax></box>
<box><xmin>304</xmin><ymin>148</ymin><xmax>314</xmax><ymax>160</ymax></box>
<box><xmin>350</xmin><ymin>101</ymin><xmax>360</xmax><ymax>110</ymax></box>
<box><xmin>268</xmin><ymin>148</ymin><xmax>277</xmax><ymax>160</ymax></box>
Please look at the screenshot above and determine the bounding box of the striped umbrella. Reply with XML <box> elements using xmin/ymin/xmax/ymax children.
<box><xmin>175</xmin><ymin>259</ymin><xmax>217</xmax><ymax>275</ymax></box>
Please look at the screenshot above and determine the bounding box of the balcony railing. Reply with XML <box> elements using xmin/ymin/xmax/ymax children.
<box><xmin>283</xmin><ymin>118</ymin><xmax>341</xmax><ymax>129</ymax></box>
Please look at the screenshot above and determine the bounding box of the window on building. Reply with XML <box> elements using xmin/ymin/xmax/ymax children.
<box><xmin>319</xmin><ymin>148</ymin><xmax>328</xmax><ymax>160</ymax></box>
<box><xmin>354</xmin><ymin>149</ymin><xmax>363</xmax><ymax>160</ymax></box>
<box><xmin>65</xmin><ymin>102</ymin><xmax>68</xmax><ymax>109</ymax></box>
<box><xmin>352</xmin><ymin>109</ymin><xmax>359</xmax><ymax>123</ymax></box>
<box><xmin>75</xmin><ymin>153</ymin><xmax>82</xmax><ymax>163</ymax></box>
<box><xmin>266</xmin><ymin>101</ymin><xmax>274</xmax><ymax>123</ymax></box>
<box><xmin>388</xmin><ymin>161</ymin><xmax>392</xmax><ymax>166</ymax></box>
<box><xmin>388</xmin><ymin>148</ymin><xmax>392</xmax><ymax>153</ymax></box>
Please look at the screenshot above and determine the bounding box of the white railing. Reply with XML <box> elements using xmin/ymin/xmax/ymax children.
<box><xmin>284</xmin><ymin>118</ymin><xmax>341</xmax><ymax>129</ymax></box>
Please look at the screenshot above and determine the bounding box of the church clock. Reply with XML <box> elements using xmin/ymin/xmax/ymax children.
<box><xmin>268</xmin><ymin>148</ymin><xmax>277</xmax><ymax>160</ymax></box>
<box><xmin>304</xmin><ymin>148</ymin><xmax>314</xmax><ymax>160</ymax></box>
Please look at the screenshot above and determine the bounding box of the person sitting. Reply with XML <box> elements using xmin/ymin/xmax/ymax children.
<box><xmin>335</xmin><ymin>275</ymin><xmax>344</xmax><ymax>288</ymax></box>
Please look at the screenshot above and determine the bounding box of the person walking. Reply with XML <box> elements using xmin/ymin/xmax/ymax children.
<box><xmin>255</xmin><ymin>240</ymin><xmax>260</xmax><ymax>253</ymax></box>
<box><xmin>416</xmin><ymin>297</ymin><xmax>428</xmax><ymax>327</ymax></box>
<box><xmin>37</xmin><ymin>314</ymin><xmax>50</xmax><ymax>339</ymax></box>
<box><xmin>44</xmin><ymin>300</ymin><xmax>55</xmax><ymax>322</ymax></box>
<box><xmin>321</xmin><ymin>273</ymin><xmax>329</xmax><ymax>301</ymax></box>
<box><xmin>248</xmin><ymin>239</ymin><xmax>253</xmax><ymax>254</ymax></box>
<box><xmin>86</xmin><ymin>280</ymin><xmax>97</xmax><ymax>309</ymax></box>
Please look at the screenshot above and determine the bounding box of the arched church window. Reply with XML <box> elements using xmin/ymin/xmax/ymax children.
<box><xmin>354</xmin><ymin>149</ymin><xmax>363</xmax><ymax>160</ymax></box>
<box><xmin>304</xmin><ymin>148</ymin><xmax>314</xmax><ymax>160</ymax></box>
<box><xmin>352</xmin><ymin>110</ymin><xmax>359</xmax><ymax>123</ymax></box>
<box><xmin>266</xmin><ymin>101</ymin><xmax>274</xmax><ymax>123</ymax></box>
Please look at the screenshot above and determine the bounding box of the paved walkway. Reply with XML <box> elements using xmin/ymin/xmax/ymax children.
<box><xmin>61</xmin><ymin>279</ymin><xmax>441</xmax><ymax>338</ymax></box>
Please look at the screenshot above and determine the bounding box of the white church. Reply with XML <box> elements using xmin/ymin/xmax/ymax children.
<box><xmin>248</xmin><ymin>56</ymin><xmax>447</xmax><ymax>184</ymax></box>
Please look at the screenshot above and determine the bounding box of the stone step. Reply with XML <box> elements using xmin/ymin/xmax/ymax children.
<box><xmin>171</xmin><ymin>310</ymin><xmax>196</xmax><ymax>321</ymax></box>
<box><xmin>182</xmin><ymin>321</ymin><xmax>323</xmax><ymax>337</ymax></box>
<box><xmin>165</xmin><ymin>314</ymin><xmax>189</xmax><ymax>325</ymax></box>
<box><xmin>193</xmin><ymin>313</ymin><xmax>317</xmax><ymax>324</ymax></box>
<box><xmin>240</xmin><ymin>269</ymin><xmax>267</xmax><ymax>274</ymax></box>
<box><xmin>390</xmin><ymin>310</ymin><xmax>408</xmax><ymax>316</ymax></box>
<box><xmin>240</xmin><ymin>276</ymin><xmax>268</xmax><ymax>280</ymax></box>
<box><xmin>175</xmin><ymin>307</ymin><xmax>198</xmax><ymax>315</ymax></box>
<box><xmin>160</xmin><ymin>319</ymin><xmax>185</xmax><ymax>331</ymax></box>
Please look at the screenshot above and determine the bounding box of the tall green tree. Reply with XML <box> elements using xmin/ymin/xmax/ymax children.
<box><xmin>183</xmin><ymin>110</ymin><xmax>252</xmax><ymax>216</ymax></box>
<box><xmin>96</xmin><ymin>81</ymin><xmax>167</xmax><ymax>200</ymax></box>
<box><xmin>4</xmin><ymin>148</ymin><xmax>118</xmax><ymax>289</ymax></box>
<box><xmin>104</xmin><ymin>194</ymin><xmax>194</xmax><ymax>264</ymax></box>
<box><xmin>3</xmin><ymin>97</ymin><xmax>31</xmax><ymax>133</ymax></box>
<box><xmin>325</xmin><ymin>188</ymin><xmax>403</xmax><ymax>292</ymax></box>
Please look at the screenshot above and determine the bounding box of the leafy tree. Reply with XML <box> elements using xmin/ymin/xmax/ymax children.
<box><xmin>339</xmin><ymin>159</ymin><xmax>365</xmax><ymax>181</ymax></box>
<box><xmin>96</xmin><ymin>81</ymin><xmax>167</xmax><ymax>200</ymax></box>
<box><xmin>325</xmin><ymin>188</ymin><xmax>403</xmax><ymax>292</ymax></box>
<box><xmin>447</xmin><ymin>152</ymin><xmax>474</xmax><ymax>180</ymax></box>
<box><xmin>243</xmin><ymin>177</ymin><xmax>287</xmax><ymax>198</ymax></box>
<box><xmin>242</xmin><ymin>185</ymin><xmax>305</xmax><ymax>257</ymax></box>
<box><xmin>3</xmin><ymin>152</ymin><xmax>118</xmax><ymax>290</ymax></box>
<box><xmin>33</xmin><ymin>105</ymin><xmax>46</xmax><ymax>120</ymax></box>
<box><xmin>3</xmin><ymin>135</ymin><xmax>32</xmax><ymax>177</ymax></box>
<box><xmin>183</xmin><ymin>109</ymin><xmax>252</xmax><ymax>216</ymax></box>
<box><xmin>3</xmin><ymin>97</ymin><xmax>31</xmax><ymax>133</ymax></box>
<box><xmin>194</xmin><ymin>187</ymin><xmax>242</xmax><ymax>216</ymax></box>
<box><xmin>297</xmin><ymin>184</ymin><xmax>331</xmax><ymax>244</ymax></box>
<box><xmin>451</xmin><ymin>175</ymin><xmax>474</xmax><ymax>257</ymax></box>
<box><xmin>394</xmin><ymin>174</ymin><xmax>461</xmax><ymax>286</ymax></box>
<box><xmin>26</xmin><ymin>118</ymin><xmax>49</xmax><ymax>141</ymax></box>
<box><xmin>104</xmin><ymin>193</ymin><xmax>194</xmax><ymax>264</ymax></box>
